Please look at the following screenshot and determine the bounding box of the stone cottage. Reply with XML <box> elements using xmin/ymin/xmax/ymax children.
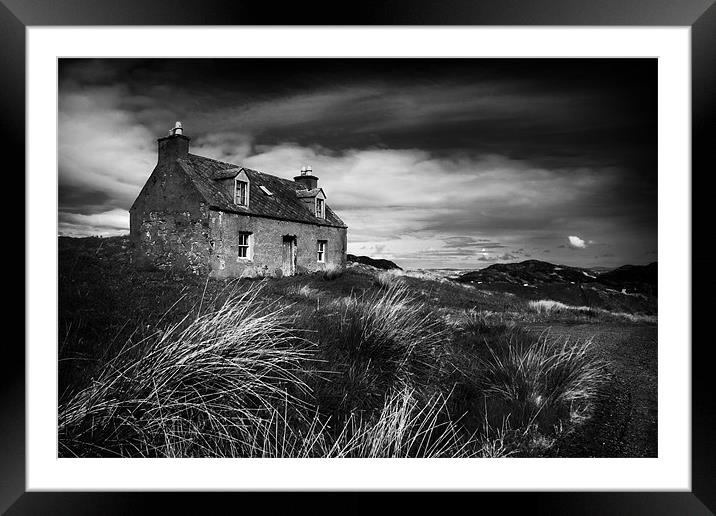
<box><xmin>129</xmin><ymin>122</ymin><xmax>348</xmax><ymax>277</ymax></box>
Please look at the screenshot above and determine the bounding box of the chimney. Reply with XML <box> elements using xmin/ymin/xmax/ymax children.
<box><xmin>294</xmin><ymin>165</ymin><xmax>319</xmax><ymax>190</ymax></box>
<box><xmin>157</xmin><ymin>121</ymin><xmax>190</xmax><ymax>163</ymax></box>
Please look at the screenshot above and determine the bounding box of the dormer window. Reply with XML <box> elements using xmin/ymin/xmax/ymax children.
<box><xmin>315</xmin><ymin>198</ymin><xmax>325</xmax><ymax>218</ymax></box>
<box><xmin>233</xmin><ymin>169</ymin><xmax>250</xmax><ymax>207</ymax></box>
<box><xmin>235</xmin><ymin>179</ymin><xmax>248</xmax><ymax>205</ymax></box>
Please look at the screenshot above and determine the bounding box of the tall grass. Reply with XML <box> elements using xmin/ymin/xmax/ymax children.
<box><xmin>443</xmin><ymin>313</ymin><xmax>608</xmax><ymax>455</ymax></box>
<box><xmin>243</xmin><ymin>388</ymin><xmax>478</xmax><ymax>458</ymax></box>
<box><xmin>322</xmin><ymin>388</ymin><xmax>476</xmax><ymax>457</ymax></box>
<box><xmin>59</xmin><ymin>276</ymin><xmax>609</xmax><ymax>458</ymax></box>
<box><xmin>309</xmin><ymin>282</ymin><xmax>447</xmax><ymax>417</ymax></box>
<box><xmin>476</xmin><ymin>333</ymin><xmax>605</xmax><ymax>432</ymax></box>
<box><xmin>374</xmin><ymin>269</ymin><xmax>404</xmax><ymax>289</ymax></box>
<box><xmin>58</xmin><ymin>284</ymin><xmax>313</xmax><ymax>457</ymax></box>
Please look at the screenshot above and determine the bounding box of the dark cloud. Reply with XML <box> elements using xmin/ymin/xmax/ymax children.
<box><xmin>59</xmin><ymin>59</ymin><xmax>656</xmax><ymax>175</ymax></box>
<box><xmin>58</xmin><ymin>183</ymin><xmax>114</xmax><ymax>215</ymax></box>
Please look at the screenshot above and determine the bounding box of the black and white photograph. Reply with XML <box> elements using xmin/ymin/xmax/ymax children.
<box><xmin>57</xmin><ymin>57</ymin><xmax>658</xmax><ymax>459</ymax></box>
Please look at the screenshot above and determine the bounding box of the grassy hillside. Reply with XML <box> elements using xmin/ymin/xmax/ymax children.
<box><xmin>58</xmin><ymin>236</ymin><xmax>657</xmax><ymax>458</ymax></box>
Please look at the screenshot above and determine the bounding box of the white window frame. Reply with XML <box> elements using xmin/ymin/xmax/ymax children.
<box><xmin>238</xmin><ymin>231</ymin><xmax>252</xmax><ymax>259</ymax></box>
<box><xmin>315</xmin><ymin>198</ymin><xmax>325</xmax><ymax>218</ymax></box>
<box><xmin>317</xmin><ymin>240</ymin><xmax>326</xmax><ymax>263</ymax></box>
<box><xmin>234</xmin><ymin>179</ymin><xmax>249</xmax><ymax>206</ymax></box>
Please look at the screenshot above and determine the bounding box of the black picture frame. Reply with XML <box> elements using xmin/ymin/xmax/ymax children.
<box><xmin>6</xmin><ymin>0</ymin><xmax>715</xmax><ymax>513</ymax></box>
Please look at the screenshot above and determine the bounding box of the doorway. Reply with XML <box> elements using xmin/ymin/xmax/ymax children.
<box><xmin>282</xmin><ymin>235</ymin><xmax>297</xmax><ymax>276</ymax></box>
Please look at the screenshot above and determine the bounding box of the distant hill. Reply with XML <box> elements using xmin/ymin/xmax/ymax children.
<box><xmin>456</xmin><ymin>260</ymin><xmax>597</xmax><ymax>286</ymax></box>
<box><xmin>456</xmin><ymin>259</ymin><xmax>657</xmax><ymax>294</ymax></box>
<box><xmin>598</xmin><ymin>262</ymin><xmax>657</xmax><ymax>293</ymax></box>
<box><xmin>347</xmin><ymin>254</ymin><xmax>402</xmax><ymax>271</ymax></box>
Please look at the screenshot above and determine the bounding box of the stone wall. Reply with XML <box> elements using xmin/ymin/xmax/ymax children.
<box><xmin>129</xmin><ymin>162</ymin><xmax>211</xmax><ymax>274</ymax></box>
<box><xmin>208</xmin><ymin>210</ymin><xmax>347</xmax><ymax>278</ymax></box>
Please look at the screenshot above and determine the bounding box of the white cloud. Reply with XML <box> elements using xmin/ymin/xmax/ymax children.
<box><xmin>568</xmin><ymin>235</ymin><xmax>587</xmax><ymax>249</ymax></box>
<box><xmin>59</xmin><ymin>209</ymin><xmax>130</xmax><ymax>237</ymax></box>
<box><xmin>59</xmin><ymin>85</ymin><xmax>156</xmax><ymax>211</ymax></box>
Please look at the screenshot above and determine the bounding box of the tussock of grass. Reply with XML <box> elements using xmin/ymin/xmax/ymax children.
<box><xmin>310</xmin><ymin>282</ymin><xmax>447</xmax><ymax>416</ymax></box>
<box><xmin>443</xmin><ymin>315</ymin><xmax>608</xmax><ymax>455</ymax></box>
<box><xmin>321</xmin><ymin>263</ymin><xmax>344</xmax><ymax>281</ymax></box>
<box><xmin>234</xmin><ymin>388</ymin><xmax>479</xmax><ymax>458</ymax></box>
<box><xmin>284</xmin><ymin>283</ymin><xmax>321</xmax><ymax>300</ymax></box>
<box><xmin>528</xmin><ymin>299</ymin><xmax>656</xmax><ymax>324</ymax></box>
<box><xmin>529</xmin><ymin>299</ymin><xmax>589</xmax><ymax>314</ymax></box>
<box><xmin>58</xmin><ymin>284</ymin><xmax>313</xmax><ymax>457</ymax></box>
<box><xmin>374</xmin><ymin>269</ymin><xmax>404</xmax><ymax>289</ymax></box>
<box><xmin>475</xmin><ymin>333</ymin><xmax>605</xmax><ymax>432</ymax></box>
<box><xmin>324</xmin><ymin>388</ymin><xmax>475</xmax><ymax>458</ymax></box>
<box><xmin>458</xmin><ymin>309</ymin><xmax>516</xmax><ymax>334</ymax></box>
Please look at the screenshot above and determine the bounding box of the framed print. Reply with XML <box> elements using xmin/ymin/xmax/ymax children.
<box><xmin>6</xmin><ymin>0</ymin><xmax>715</xmax><ymax>513</ymax></box>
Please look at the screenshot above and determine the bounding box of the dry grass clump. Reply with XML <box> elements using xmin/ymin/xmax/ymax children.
<box><xmin>234</xmin><ymin>388</ymin><xmax>480</xmax><ymax>458</ymax></box>
<box><xmin>402</xmin><ymin>270</ymin><xmax>449</xmax><ymax>283</ymax></box>
<box><xmin>476</xmin><ymin>413</ymin><xmax>517</xmax><ymax>458</ymax></box>
<box><xmin>374</xmin><ymin>269</ymin><xmax>404</xmax><ymax>289</ymax></box>
<box><xmin>528</xmin><ymin>299</ymin><xmax>656</xmax><ymax>324</ymax></box>
<box><xmin>58</xmin><ymin>284</ymin><xmax>313</xmax><ymax>458</ymax></box>
<box><xmin>284</xmin><ymin>283</ymin><xmax>321</xmax><ymax>300</ymax></box>
<box><xmin>323</xmin><ymin>388</ymin><xmax>475</xmax><ymax>458</ymax></box>
<box><xmin>458</xmin><ymin>309</ymin><xmax>516</xmax><ymax>333</ymax></box>
<box><xmin>321</xmin><ymin>262</ymin><xmax>344</xmax><ymax>281</ymax></box>
<box><xmin>474</xmin><ymin>332</ymin><xmax>606</xmax><ymax>439</ymax></box>
<box><xmin>606</xmin><ymin>311</ymin><xmax>656</xmax><ymax>323</ymax></box>
<box><xmin>310</xmin><ymin>282</ymin><xmax>447</xmax><ymax>416</ymax></box>
<box><xmin>443</xmin><ymin>316</ymin><xmax>608</xmax><ymax>456</ymax></box>
<box><xmin>528</xmin><ymin>299</ymin><xmax>589</xmax><ymax>314</ymax></box>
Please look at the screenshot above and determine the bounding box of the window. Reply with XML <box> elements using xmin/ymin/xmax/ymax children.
<box><xmin>317</xmin><ymin>240</ymin><xmax>327</xmax><ymax>263</ymax></box>
<box><xmin>315</xmin><ymin>198</ymin><xmax>325</xmax><ymax>218</ymax></box>
<box><xmin>259</xmin><ymin>185</ymin><xmax>273</xmax><ymax>196</ymax></box>
<box><xmin>238</xmin><ymin>232</ymin><xmax>252</xmax><ymax>259</ymax></box>
<box><xmin>235</xmin><ymin>179</ymin><xmax>248</xmax><ymax>206</ymax></box>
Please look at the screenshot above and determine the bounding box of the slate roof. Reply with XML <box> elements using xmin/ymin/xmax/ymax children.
<box><xmin>176</xmin><ymin>154</ymin><xmax>347</xmax><ymax>228</ymax></box>
<box><xmin>296</xmin><ymin>188</ymin><xmax>324</xmax><ymax>198</ymax></box>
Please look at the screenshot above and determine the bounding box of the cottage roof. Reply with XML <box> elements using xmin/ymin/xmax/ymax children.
<box><xmin>176</xmin><ymin>154</ymin><xmax>347</xmax><ymax>228</ymax></box>
<box><xmin>296</xmin><ymin>188</ymin><xmax>325</xmax><ymax>199</ymax></box>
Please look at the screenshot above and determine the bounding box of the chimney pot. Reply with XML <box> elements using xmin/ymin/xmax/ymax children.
<box><xmin>157</xmin><ymin>121</ymin><xmax>190</xmax><ymax>163</ymax></box>
<box><xmin>294</xmin><ymin>165</ymin><xmax>318</xmax><ymax>189</ymax></box>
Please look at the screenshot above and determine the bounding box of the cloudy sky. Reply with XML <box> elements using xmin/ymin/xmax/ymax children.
<box><xmin>58</xmin><ymin>58</ymin><xmax>657</xmax><ymax>270</ymax></box>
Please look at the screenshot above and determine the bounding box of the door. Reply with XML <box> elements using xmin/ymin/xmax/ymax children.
<box><xmin>282</xmin><ymin>236</ymin><xmax>297</xmax><ymax>276</ymax></box>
